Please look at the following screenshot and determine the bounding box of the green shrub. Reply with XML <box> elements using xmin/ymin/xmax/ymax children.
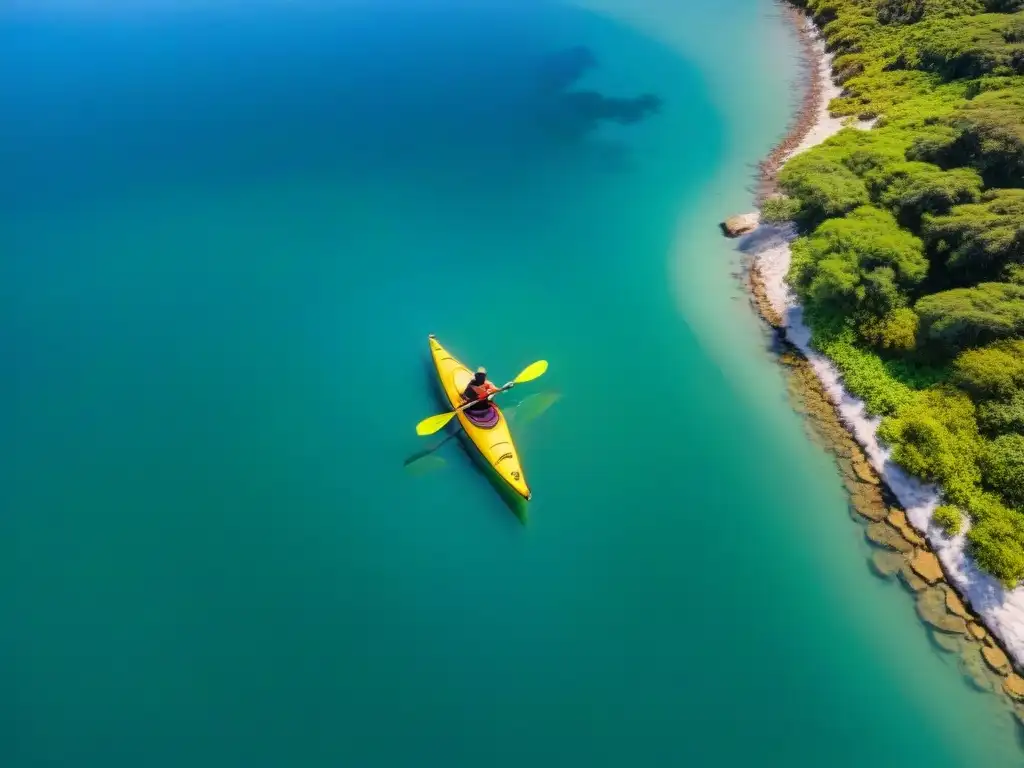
<box><xmin>877</xmin><ymin>0</ymin><xmax>927</xmax><ymax>25</ymax></box>
<box><xmin>821</xmin><ymin>333</ymin><xmax>918</xmax><ymax>414</ymax></box>
<box><xmin>914</xmin><ymin>282</ymin><xmax>1024</xmax><ymax>353</ymax></box>
<box><xmin>877</xmin><ymin>386</ymin><xmax>983</xmax><ymax>486</ymax></box>
<box><xmin>858</xmin><ymin>307</ymin><xmax>921</xmax><ymax>351</ymax></box>
<box><xmin>777</xmin><ymin>155</ymin><xmax>871</xmax><ymax>224</ymax></box>
<box><xmin>978</xmin><ymin>391</ymin><xmax>1024</xmax><ymax>433</ymax></box>
<box><xmin>981</xmin><ymin>433</ymin><xmax>1024</xmax><ymax>505</ymax></box>
<box><xmin>867</xmin><ymin>161</ymin><xmax>982</xmax><ymax>228</ymax></box>
<box><xmin>984</xmin><ymin>0</ymin><xmax>1024</xmax><ymax>15</ymax></box>
<box><xmin>896</xmin><ymin>15</ymin><xmax>1024</xmax><ymax>80</ymax></box>
<box><xmin>760</xmin><ymin>195</ymin><xmax>802</xmax><ymax>224</ymax></box>
<box><xmin>952</xmin><ymin>339</ymin><xmax>1024</xmax><ymax>397</ymax></box>
<box><xmin>966</xmin><ymin>509</ymin><xmax>1024</xmax><ymax>585</ymax></box>
<box><xmin>933</xmin><ymin>503</ymin><xmax>964</xmax><ymax>534</ymax></box>
<box><xmin>922</xmin><ymin>189</ymin><xmax>1024</xmax><ymax>285</ymax></box>
<box><xmin>789</xmin><ymin>207</ymin><xmax>927</xmax><ymax>321</ymax></box>
<box><xmin>950</xmin><ymin>89</ymin><xmax>1024</xmax><ymax>187</ymax></box>
<box><xmin>1005</xmin><ymin>263</ymin><xmax>1024</xmax><ymax>283</ymax></box>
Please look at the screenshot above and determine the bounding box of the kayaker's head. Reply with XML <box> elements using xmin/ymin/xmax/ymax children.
<box><xmin>473</xmin><ymin>367</ymin><xmax>487</xmax><ymax>385</ymax></box>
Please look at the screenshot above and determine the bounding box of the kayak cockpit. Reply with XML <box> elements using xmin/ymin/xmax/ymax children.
<box><xmin>453</xmin><ymin>368</ymin><xmax>500</xmax><ymax>429</ymax></box>
<box><xmin>464</xmin><ymin>404</ymin><xmax>499</xmax><ymax>428</ymax></box>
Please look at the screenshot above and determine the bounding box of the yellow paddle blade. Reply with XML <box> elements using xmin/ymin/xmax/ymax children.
<box><xmin>415</xmin><ymin>410</ymin><xmax>457</xmax><ymax>436</ymax></box>
<box><xmin>414</xmin><ymin>360</ymin><xmax>547</xmax><ymax>437</ymax></box>
<box><xmin>513</xmin><ymin>360</ymin><xmax>548</xmax><ymax>384</ymax></box>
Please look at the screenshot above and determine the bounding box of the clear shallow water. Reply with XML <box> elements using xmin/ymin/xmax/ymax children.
<box><xmin>2</xmin><ymin>1</ymin><xmax>1023</xmax><ymax>766</ymax></box>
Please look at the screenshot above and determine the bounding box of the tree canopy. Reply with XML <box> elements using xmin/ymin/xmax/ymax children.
<box><xmin>915</xmin><ymin>282</ymin><xmax>1024</xmax><ymax>352</ymax></box>
<box><xmin>775</xmin><ymin>0</ymin><xmax>1024</xmax><ymax>584</ymax></box>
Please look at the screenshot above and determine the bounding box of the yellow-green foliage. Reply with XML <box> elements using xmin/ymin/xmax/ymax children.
<box><xmin>982</xmin><ymin>433</ymin><xmax>1024</xmax><ymax>504</ymax></box>
<box><xmin>979</xmin><ymin>390</ymin><xmax>1024</xmax><ymax>432</ymax></box>
<box><xmin>922</xmin><ymin>189</ymin><xmax>1024</xmax><ymax>283</ymax></box>
<box><xmin>878</xmin><ymin>386</ymin><xmax>983</xmax><ymax>485</ymax></box>
<box><xmin>952</xmin><ymin>339</ymin><xmax>1024</xmax><ymax>397</ymax></box>
<box><xmin>915</xmin><ymin>282</ymin><xmax>1024</xmax><ymax>352</ymax></box>
<box><xmin>933</xmin><ymin>504</ymin><xmax>964</xmax><ymax>535</ymax></box>
<box><xmin>778</xmin><ymin>0</ymin><xmax>1024</xmax><ymax>583</ymax></box>
<box><xmin>761</xmin><ymin>195</ymin><xmax>803</xmax><ymax>223</ymax></box>
<box><xmin>858</xmin><ymin>306</ymin><xmax>921</xmax><ymax>350</ymax></box>
<box><xmin>788</xmin><ymin>206</ymin><xmax>926</xmax><ymax>316</ymax></box>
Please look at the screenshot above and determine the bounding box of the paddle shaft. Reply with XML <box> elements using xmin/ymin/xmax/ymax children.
<box><xmin>454</xmin><ymin>381</ymin><xmax>513</xmax><ymax>415</ymax></box>
<box><xmin>416</xmin><ymin>359</ymin><xmax>545</xmax><ymax>436</ymax></box>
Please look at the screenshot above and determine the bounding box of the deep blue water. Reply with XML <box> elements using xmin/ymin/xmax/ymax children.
<box><xmin>3</xmin><ymin>1</ymin><xmax>1024</xmax><ymax>766</ymax></box>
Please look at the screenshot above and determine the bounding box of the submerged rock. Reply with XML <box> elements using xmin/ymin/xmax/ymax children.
<box><xmin>866</xmin><ymin>522</ymin><xmax>914</xmax><ymax>553</ymax></box>
<box><xmin>910</xmin><ymin>550</ymin><xmax>943</xmax><ymax>584</ymax></box>
<box><xmin>852</xmin><ymin>456</ymin><xmax>878</xmax><ymax>485</ymax></box>
<box><xmin>961</xmin><ymin>648</ymin><xmax>995</xmax><ymax>692</ymax></box>
<box><xmin>1003</xmin><ymin>674</ymin><xmax>1024</xmax><ymax>700</ymax></box>
<box><xmin>538</xmin><ymin>46</ymin><xmax>597</xmax><ymax>94</ymax></box>
<box><xmin>887</xmin><ymin>509</ymin><xmax>924</xmax><ymax>547</ymax></box>
<box><xmin>852</xmin><ymin>497</ymin><xmax>888</xmax><ymax>522</ymax></box>
<box><xmin>969</xmin><ymin>622</ymin><xmax>988</xmax><ymax>641</ymax></box>
<box><xmin>917</xmin><ymin>587</ymin><xmax>969</xmax><ymax>635</ymax></box>
<box><xmin>535</xmin><ymin>48</ymin><xmax>663</xmax><ymax>140</ymax></box>
<box><xmin>870</xmin><ymin>550</ymin><xmax>906</xmax><ymax>579</ymax></box>
<box><xmin>943</xmin><ymin>587</ymin><xmax>972</xmax><ymax>621</ymax></box>
<box><xmin>930</xmin><ymin>629</ymin><xmax>963</xmax><ymax>654</ymax></box>
<box><xmin>983</xmin><ymin>645</ymin><xmax>1011</xmax><ymax>675</ymax></box>
<box><xmin>899</xmin><ymin>562</ymin><xmax>929</xmax><ymax>593</ymax></box>
<box><xmin>850</xmin><ymin>484</ymin><xmax>887</xmax><ymax>521</ymax></box>
<box><xmin>561</xmin><ymin>90</ymin><xmax>663</xmax><ymax>126</ymax></box>
<box><xmin>720</xmin><ymin>213</ymin><xmax>759</xmax><ymax>238</ymax></box>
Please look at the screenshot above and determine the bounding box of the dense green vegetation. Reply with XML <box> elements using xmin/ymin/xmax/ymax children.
<box><xmin>777</xmin><ymin>0</ymin><xmax>1024</xmax><ymax>583</ymax></box>
<box><xmin>934</xmin><ymin>504</ymin><xmax>965</xmax><ymax>534</ymax></box>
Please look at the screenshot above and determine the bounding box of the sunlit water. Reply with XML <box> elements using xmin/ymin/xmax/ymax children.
<box><xmin>3</xmin><ymin>1</ymin><xmax>1023</xmax><ymax>765</ymax></box>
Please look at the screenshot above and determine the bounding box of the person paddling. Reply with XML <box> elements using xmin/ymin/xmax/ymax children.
<box><xmin>463</xmin><ymin>367</ymin><xmax>501</xmax><ymax>413</ymax></box>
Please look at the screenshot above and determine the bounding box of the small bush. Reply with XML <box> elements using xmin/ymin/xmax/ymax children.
<box><xmin>981</xmin><ymin>433</ymin><xmax>1024</xmax><ymax>507</ymax></box>
<box><xmin>877</xmin><ymin>386</ymin><xmax>983</xmax><ymax>487</ymax></box>
<box><xmin>858</xmin><ymin>307</ymin><xmax>921</xmax><ymax>351</ymax></box>
<box><xmin>933</xmin><ymin>504</ymin><xmax>964</xmax><ymax>535</ymax></box>
<box><xmin>915</xmin><ymin>283</ymin><xmax>1024</xmax><ymax>355</ymax></box>
<box><xmin>760</xmin><ymin>195</ymin><xmax>802</xmax><ymax>224</ymax></box>
<box><xmin>952</xmin><ymin>340</ymin><xmax>1024</xmax><ymax>399</ymax></box>
<box><xmin>978</xmin><ymin>392</ymin><xmax>1024</xmax><ymax>434</ymax></box>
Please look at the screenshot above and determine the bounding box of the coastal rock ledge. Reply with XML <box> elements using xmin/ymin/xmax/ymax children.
<box><xmin>1003</xmin><ymin>674</ymin><xmax>1024</xmax><ymax>701</ymax></box>
<box><xmin>910</xmin><ymin>551</ymin><xmax>943</xmax><ymax>585</ymax></box>
<box><xmin>720</xmin><ymin>213</ymin><xmax>758</xmax><ymax>238</ymax></box>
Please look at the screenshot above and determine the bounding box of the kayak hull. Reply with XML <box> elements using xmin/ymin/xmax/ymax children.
<box><xmin>427</xmin><ymin>335</ymin><xmax>532</xmax><ymax>501</ymax></box>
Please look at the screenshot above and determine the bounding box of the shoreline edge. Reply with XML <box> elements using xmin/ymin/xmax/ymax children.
<box><xmin>735</xmin><ymin>0</ymin><xmax>1024</xmax><ymax>719</ymax></box>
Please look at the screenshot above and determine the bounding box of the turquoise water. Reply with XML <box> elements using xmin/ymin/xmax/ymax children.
<box><xmin>3</xmin><ymin>1</ymin><xmax>1024</xmax><ymax>765</ymax></box>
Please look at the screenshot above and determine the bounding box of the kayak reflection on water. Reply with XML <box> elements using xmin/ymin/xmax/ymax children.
<box><xmin>403</xmin><ymin>388</ymin><xmax>560</xmax><ymax>524</ymax></box>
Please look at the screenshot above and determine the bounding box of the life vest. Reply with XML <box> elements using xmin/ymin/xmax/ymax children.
<box><xmin>468</xmin><ymin>382</ymin><xmax>494</xmax><ymax>400</ymax></box>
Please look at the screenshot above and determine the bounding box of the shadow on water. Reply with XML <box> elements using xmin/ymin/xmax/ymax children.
<box><xmin>403</xmin><ymin>430</ymin><xmax>459</xmax><ymax>469</ymax></box>
<box><xmin>535</xmin><ymin>44</ymin><xmax>663</xmax><ymax>143</ymax></box>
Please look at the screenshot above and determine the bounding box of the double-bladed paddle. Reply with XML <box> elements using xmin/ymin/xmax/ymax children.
<box><xmin>415</xmin><ymin>360</ymin><xmax>548</xmax><ymax>436</ymax></box>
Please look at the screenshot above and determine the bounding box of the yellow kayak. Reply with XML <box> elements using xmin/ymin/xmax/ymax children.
<box><xmin>427</xmin><ymin>334</ymin><xmax>531</xmax><ymax>501</ymax></box>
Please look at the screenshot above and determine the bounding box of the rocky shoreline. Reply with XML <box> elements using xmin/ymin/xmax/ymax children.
<box><xmin>734</xmin><ymin>2</ymin><xmax>1024</xmax><ymax>723</ymax></box>
<box><xmin>754</xmin><ymin>2</ymin><xmax>822</xmax><ymax>206</ymax></box>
